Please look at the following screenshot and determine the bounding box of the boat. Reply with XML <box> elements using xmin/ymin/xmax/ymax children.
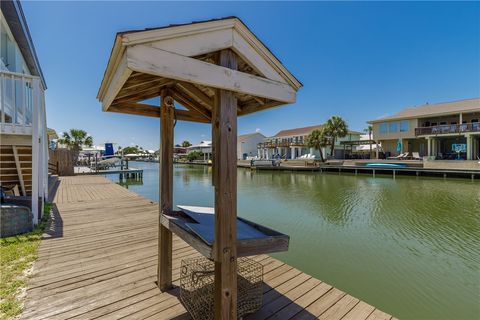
<box><xmin>366</xmin><ymin>163</ymin><xmax>408</xmax><ymax>168</ymax></box>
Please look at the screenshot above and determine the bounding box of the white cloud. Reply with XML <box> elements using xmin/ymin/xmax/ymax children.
<box><xmin>255</xmin><ymin>128</ymin><xmax>261</xmax><ymax>133</ymax></box>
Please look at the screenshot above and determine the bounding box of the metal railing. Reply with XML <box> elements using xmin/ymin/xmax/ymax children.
<box><xmin>415</xmin><ymin>123</ymin><xmax>480</xmax><ymax>136</ymax></box>
<box><xmin>258</xmin><ymin>140</ymin><xmax>307</xmax><ymax>148</ymax></box>
<box><xmin>0</xmin><ymin>70</ymin><xmax>40</xmax><ymax>135</ymax></box>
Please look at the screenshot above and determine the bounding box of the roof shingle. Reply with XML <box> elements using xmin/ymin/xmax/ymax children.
<box><xmin>369</xmin><ymin>98</ymin><xmax>480</xmax><ymax>123</ymax></box>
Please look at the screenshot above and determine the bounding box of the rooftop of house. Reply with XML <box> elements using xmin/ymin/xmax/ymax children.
<box><xmin>273</xmin><ymin>124</ymin><xmax>325</xmax><ymax>138</ymax></box>
<box><xmin>369</xmin><ymin>98</ymin><xmax>480</xmax><ymax>123</ymax></box>
<box><xmin>238</xmin><ymin>132</ymin><xmax>265</xmax><ymax>142</ymax></box>
<box><xmin>188</xmin><ymin>141</ymin><xmax>212</xmax><ymax>148</ymax></box>
<box><xmin>272</xmin><ymin>124</ymin><xmax>362</xmax><ymax>138</ymax></box>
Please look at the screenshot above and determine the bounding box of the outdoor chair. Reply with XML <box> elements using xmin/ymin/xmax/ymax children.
<box><xmin>412</xmin><ymin>152</ymin><xmax>422</xmax><ymax>160</ymax></box>
<box><xmin>387</xmin><ymin>153</ymin><xmax>406</xmax><ymax>160</ymax></box>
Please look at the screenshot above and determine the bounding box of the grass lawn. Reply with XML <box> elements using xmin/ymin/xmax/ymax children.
<box><xmin>0</xmin><ymin>203</ymin><xmax>52</xmax><ymax>320</ymax></box>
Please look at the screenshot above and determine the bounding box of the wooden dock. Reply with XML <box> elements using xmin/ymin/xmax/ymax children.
<box><xmin>21</xmin><ymin>175</ymin><xmax>395</xmax><ymax>320</ymax></box>
<box><xmin>75</xmin><ymin>166</ymin><xmax>143</xmax><ymax>179</ymax></box>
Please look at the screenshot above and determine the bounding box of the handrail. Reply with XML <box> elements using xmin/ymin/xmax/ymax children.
<box><xmin>0</xmin><ymin>71</ymin><xmax>39</xmax><ymax>131</ymax></box>
<box><xmin>0</xmin><ymin>70</ymin><xmax>39</xmax><ymax>79</ymax></box>
<box><xmin>415</xmin><ymin>123</ymin><xmax>480</xmax><ymax>136</ymax></box>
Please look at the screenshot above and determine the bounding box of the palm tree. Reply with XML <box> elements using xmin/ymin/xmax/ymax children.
<box><xmin>305</xmin><ymin>129</ymin><xmax>329</xmax><ymax>162</ymax></box>
<box><xmin>58</xmin><ymin>129</ymin><xmax>93</xmax><ymax>152</ymax></box>
<box><xmin>364</xmin><ymin>125</ymin><xmax>373</xmax><ymax>158</ymax></box>
<box><xmin>182</xmin><ymin>140</ymin><xmax>192</xmax><ymax>147</ymax></box>
<box><xmin>325</xmin><ymin>116</ymin><xmax>348</xmax><ymax>158</ymax></box>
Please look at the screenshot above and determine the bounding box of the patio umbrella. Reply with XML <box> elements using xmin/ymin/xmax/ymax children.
<box><xmin>396</xmin><ymin>139</ymin><xmax>402</xmax><ymax>153</ymax></box>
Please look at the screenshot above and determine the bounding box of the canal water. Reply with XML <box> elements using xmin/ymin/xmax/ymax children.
<box><xmin>107</xmin><ymin>161</ymin><xmax>479</xmax><ymax>320</ymax></box>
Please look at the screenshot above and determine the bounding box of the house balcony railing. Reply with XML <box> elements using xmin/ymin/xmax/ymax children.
<box><xmin>415</xmin><ymin>123</ymin><xmax>480</xmax><ymax>136</ymax></box>
<box><xmin>0</xmin><ymin>70</ymin><xmax>42</xmax><ymax>135</ymax></box>
<box><xmin>258</xmin><ymin>141</ymin><xmax>306</xmax><ymax>149</ymax></box>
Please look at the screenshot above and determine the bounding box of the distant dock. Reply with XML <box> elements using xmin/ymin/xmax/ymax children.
<box><xmin>75</xmin><ymin>166</ymin><xmax>143</xmax><ymax>179</ymax></box>
<box><xmin>236</xmin><ymin>160</ymin><xmax>480</xmax><ymax>180</ymax></box>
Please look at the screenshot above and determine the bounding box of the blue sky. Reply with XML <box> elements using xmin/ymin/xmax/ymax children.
<box><xmin>24</xmin><ymin>1</ymin><xmax>479</xmax><ymax>150</ymax></box>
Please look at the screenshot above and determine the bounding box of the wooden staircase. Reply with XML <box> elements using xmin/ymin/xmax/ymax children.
<box><xmin>0</xmin><ymin>146</ymin><xmax>33</xmax><ymax>196</ymax></box>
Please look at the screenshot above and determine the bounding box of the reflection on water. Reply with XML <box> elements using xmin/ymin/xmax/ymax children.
<box><xmin>107</xmin><ymin>162</ymin><xmax>480</xmax><ymax>320</ymax></box>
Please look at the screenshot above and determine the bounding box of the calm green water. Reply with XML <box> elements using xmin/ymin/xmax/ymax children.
<box><xmin>107</xmin><ymin>162</ymin><xmax>480</xmax><ymax>320</ymax></box>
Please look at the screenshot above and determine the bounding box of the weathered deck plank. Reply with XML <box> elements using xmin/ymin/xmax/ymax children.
<box><xmin>21</xmin><ymin>176</ymin><xmax>394</xmax><ymax>319</ymax></box>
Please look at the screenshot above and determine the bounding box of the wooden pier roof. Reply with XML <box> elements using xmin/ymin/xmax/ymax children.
<box><xmin>97</xmin><ymin>17</ymin><xmax>302</xmax><ymax>121</ymax></box>
<box><xmin>21</xmin><ymin>175</ymin><xmax>396</xmax><ymax>320</ymax></box>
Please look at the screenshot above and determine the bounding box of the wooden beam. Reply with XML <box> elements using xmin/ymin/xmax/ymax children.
<box><xmin>231</xmin><ymin>29</ymin><xmax>286</xmax><ymax>84</ymax></box>
<box><xmin>149</xmin><ymin>27</ymin><xmax>233</xmax><ymax>58</ymax></box>
<box><xmin>176</xmin><ymin>81</ymin><xmax>213</xmax><ymax>110</ymax></box>
<box><xmin>108</xmin><ymin>102</ymin><xmax>211</xmax><ymax>123</ymax></box>
<box><xmin>114</xmin><ymin>80</ymin><xmax>174</xmax><ymax>103</ymax></box>
<box><xmin>239</xmin><ymin>100</ymin><xmax>284</xmax><ymax>116</ymax></box>
<box><xmin>126</xmin><ymin>45</ymin><xmax>296</xmax><ymax>103</ymax></box>
<box><xmin>213</xmin><ymin>49</ymin><xmax>238</xmax><ymax>320</ymax></box>
<box><xmin>172</xmin><ymin>88</ymin><xmax>212</xmax><ymax>120</ymax></box>
<box><xmin>116</xmin><ymin>78</ymin><xmax>170</xmax><ymax>99</ymax></box>
<box><xmin>158</xmin><ymin>90</ymin><xmax>174</xmax><ymax>291</ymax></box>
<box><xmin>12</xmin><ymin>146</ymin><xmax>26</xmax><ymax>196</ymax></box>
<box><xmin>102</xmin><ymin>53</ymin><xmax>132</xmax><ymax>111</ymax></box>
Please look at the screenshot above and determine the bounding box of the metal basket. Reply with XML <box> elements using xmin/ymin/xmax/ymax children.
<box><xmin>180</xmin><ymin>257</ymin><xmax>263</xmax><ymax>320</ymax></box>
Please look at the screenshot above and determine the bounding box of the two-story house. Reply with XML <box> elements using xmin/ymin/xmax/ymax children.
<box><xmin>1</xmin><ymin>0</ymin><xmax>48</xmax><ymax>224</ymax></box>
<box><xmin>368</xmin><ymin>98</ymin><xmax>480</xmax><ymax>160</ymax></box>
<box><xmin>257</xmin><ymin>124</ymin><xmax>361</xmax><ymax>160</ymax></box>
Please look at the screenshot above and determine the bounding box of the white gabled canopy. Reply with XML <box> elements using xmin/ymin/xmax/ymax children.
<box><xmin>97</xmin><ymin>17</ymin><xmax>302</xmax><ymax>122</ymax></box>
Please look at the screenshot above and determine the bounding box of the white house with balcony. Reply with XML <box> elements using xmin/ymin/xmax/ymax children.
<box><xmin>257</xmin><ymin>124</ymin><xmax>362</xmax><ymax>160</ymax></box>
<box><xmin>1</xmin><ymin>0</ymin><xmax>48</xmax><ymax>224</ymax></box>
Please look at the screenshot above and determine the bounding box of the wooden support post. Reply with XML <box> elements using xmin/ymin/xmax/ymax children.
<box><xmin>158</xmin><ymin>89</ymin><xmax>174</xmax><ymax>291</ymax></box>
<box><xmin>213</xmin><ymin>49</ymin><xmax>238</xmax><ymax>320</ymax></box>
<box><xmin>12</xmin><ymin>146</ymin><xmax>26</xmax><ymax>196</ymax></box>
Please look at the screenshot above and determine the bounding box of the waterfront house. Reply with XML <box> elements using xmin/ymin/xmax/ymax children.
<box><xmin>187</xmin><ymin>140</ymin><xmax>212</xmax><ymax>161</ymax></box>
<box><xmin>368</xmin><ymin>98</ymin><xmax>480</xmax><ymax>160</ymax></box>
<box><xmin>1</xmin><ymin>0</ymin><xmax>48</xmax><ymax>224</ymax></box>
<box><xmin>237</xmin><ymin>132</ymin><xmax>265</xmax><ymax>160</ymax></box>
<box><xmin>173</xmin><ymin>144</ymin><xmax>188</xmax><ymax>160</ymax></box>
<box><xmin>257</xmin><ymin>124</ymin><xmax>361</xmax><ymax>159</ymax></box>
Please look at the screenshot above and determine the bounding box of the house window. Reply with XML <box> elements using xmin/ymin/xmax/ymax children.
<box><xmin>379</xmin><ymin>123</ymin><xmax>388</xmax><ymax>134</ymax></box>
<box><xmin>400</xmin><ymin>120</ymin><xmax>409</xmax><ymax>132</ymax></box>
<box><xmin>389</xmin><ymin>122</ymin><xmax>398</xmax><ymax>133</ymax></box>
<box><xmin>0</xmin><ymin>20</ymin><xmax>17</xmax><ymax>72</ymax></box>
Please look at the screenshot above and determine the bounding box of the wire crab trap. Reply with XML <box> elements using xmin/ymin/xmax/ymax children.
<box><xmin>180</xmin><ymin>257</ymin><xmax>263</xmax><ymax>320</ymax></box>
